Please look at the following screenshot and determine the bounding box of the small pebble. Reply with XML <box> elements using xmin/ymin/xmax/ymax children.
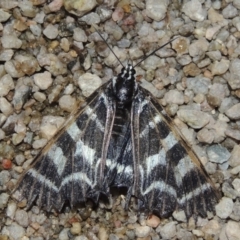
<box><xmin>1</xmin><ymin>35</ymin><xmax>22</xmax><ymax>49</ymax></box>
<box><xmin>229</xmin><ymin>145</ymin><xmax>240</xmax><ymax>167</ymax></box>
<box><xmin>216</xmin><ymin>197</ymin><xmax>234</xmax><ymax>219</ymax></box>
<box><xmin>59</xmin><ymin>95</ymin><xmax>77</xmax><ymax>112</ymax></box>
<box><xmin>40</xmin><ymin>116</ymin><xmax>65</xmax><ymax>140</ymax></box>
<box><xmin>43</xmin><ymin>24</ymin><xmax>59</xmax><ymax>39</ymax></box>
<box><xmin>157</xmin><ymin>222</ymin><xmax>176</xmax><ymax>239</ymax></box>
<box><xmin>135</xmin><ymin>226</ymin><xmax>151</xmax><ymax>238</ymax></box>
<box><xmin>177</xmin><ymin>109</ymin><xmax>210</xmax><ymax>129</ymax></box>
<box><xmin>182</xmin><ymin>0</ymin><xmax>205</xmax><ymax>21</ymax></box>
<box><xmin>225</xmin><ymin>103</ymin><xmax>240</xmax><ymax>120</ymax></box>
<box><xmin>207</xmin><ymin>144</ymin><xmax>231</xmax><ymax>164</ymax></box>
<box><xmin>98</xmin><ymin>227</ymin><xmax>108</xmax><ymax>240</ymax></box>
<box><xmin>33</xmin><ymin>71</ymin><xmax>53</xmax><ymax>90</ymax></box>
<box><xmin>225</xmin><ymin>220</ymin><xmax>240</xmax><ymax>240</ymax></box>
<box><xmin>146</xmin><ymin>0</ymin><xmax>168</xmax><ymax>21</ymax></box>
<box><xmin>70</xmin><ymin>222</ymin><xmax>81</xmax><ymax>235</ymax></box>
<box><xmin>78</xmin><ymin>73</ymin><xmax>102</xmax><ymax>97</ymax></box>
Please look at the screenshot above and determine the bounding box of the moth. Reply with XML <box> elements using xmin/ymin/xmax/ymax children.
<box><xmin>14</xmin><ymin>34</ymin><xmax>219</xmax><ymax>220</ymax></box>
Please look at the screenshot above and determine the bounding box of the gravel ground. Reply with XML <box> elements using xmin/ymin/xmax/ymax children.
<box><xmin>1</xmin><ymin>0</ymin><xmax>240</xmax><ymax>239</ymax></box>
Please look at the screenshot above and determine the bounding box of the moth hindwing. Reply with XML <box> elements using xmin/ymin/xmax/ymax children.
<box><xmin>15</xmin><ymin>62</ymin><xmax>219</xmax><ymax>220</ymax></box>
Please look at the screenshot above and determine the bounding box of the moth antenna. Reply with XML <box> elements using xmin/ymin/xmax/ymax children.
<box><xmin>93</xmin><ymin>25</ymin><xmax>124</xmax><ymax>68</ymax></box>
<box><xmin>134</xmin><ymin>37</ymin><xmax>179</xmax><ymax>68</ymax></box>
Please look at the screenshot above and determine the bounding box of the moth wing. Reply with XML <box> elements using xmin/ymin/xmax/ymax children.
<box><xmin>131</xmin><ymin>86</ymin><xmax>219</xmax><ymax>219</ymax></box>
<box><xmin>15</xmin><ymin>82</ymin><xmax>116</xmax><ymax>211</ymax></box>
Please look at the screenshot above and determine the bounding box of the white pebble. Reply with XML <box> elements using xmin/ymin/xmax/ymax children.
<box><xmin>182</xmin><ymin>0</ymin><xmax>205</xmax><ymax>21</ymax></box>
<box><xmin>33</xmin><ymin>92</ymin><xmax>47</xmax><ymax>102</ymax></box>
<box><xmin>59</xmin><ymin>95</ymin><xmax>77</xmax><ymax>112</ymax></box>
<box><xmin>158</xmin><ymin>222</ymin><xmax>176</xmax><ymax>239</ymax></box>
<box><xmin>33</xmin><ymin>71</ymin><xmax>53</xmax><ymax>90</ymax></box>
<box><xmin>70</xmin><ymin>222</ymin><xmax>81</xmax><ymax>235</ymax></box>
<box><xmin>15</xmin><ymin>209</ymin><xmax>29</xmax><ymax>227</ymax></box>
<box><xmin>0</xmin><ymin>9</ymin><xmax>11</xmax><ymax>22</ymax></box>
<box><xmin>6</xmin><ymin>201</ymin><xmax>17</xmax><ymax>219</ymax></box>
<box><xmin>0</xmin><ymin>74</ymin><xmax>14</xmax><ymax>97</ymax></box>
<box><xmin>40</xmin><ymin>116</ymin><xmax>65</xmax><ymax>140</ymax></box>
<box><xmin>0</xmin><ymin>97</ymin><xmax>13</xmax><ymax>116</ymax></box>
<box><xmin>43</xmin><ymin>24</ymin><xmax>59</xmax><ymax>39</ymax></box>
<box><xmin>73</xmin><ymin>28</ymin><xmax>88</xmax><ymax>42</ymax></box>
<box><xmin>135</xmin><ymin>225</ymin><xmax>151</xmax><ymax>238</ymax></box>
<box><xmin>232</xmin><ymin>179</ymin><xmax>240</xmax><ymax>193</ymax></box>
<box><xmin>0</xmin><ymin>193</ymin><xmax>9</xmax><ymax>209</ymax></box>
<box><xmin>229</xmin><ymin>145</ymin><xmax>240</xmax><ymax>167</ymax></box>
<box><xmin>98</xmin><ymin>227</ymin><xmax>108</xmax><ymax>240</ymax></box>
<box><xmin>32</xmin><ymin>138</ymin><xmax>48</xmax><ymax>149</ymax></box>
<box><xmin>7</xmin><ymin>223</ymin><xmax>25</xmax><ymax>240</ymax></box>
<box><xmin>0</xmin><ymin>128</ymin><xmax>5</xmax><ymax>140</ymax></box>
<box><xmin>177</xmin><ymin>109</ymin><xmax>210</xmax><ymax>129</ymax></box>
<box><xmin>1</xmin><ymin>34</ymin><xmax>22</xmax><ymax>49</ymax></box>
<box><xmin>64</xmin><ymin>84</ymin><xmax>74</xmax><ymax>95</ymax></box>
<box><xmin>164</xmin><ymin>90</ymin><xmax>184</xmax><ymax>105</ymax></box>
<box><xmin>225</xmin><ymin>221</ymin><xmax>240</xmax><ymax>240</ymax></box>
<box><xmin>78</xmin><ymin>73</ymin><xmax>102</xmax><ymax>97</ymax></box>
<box><xmin>216</xmin><ymin>197</ymin><xmax>234</xmax><ymax>219</ymax></box>
<box><xmin>146</xmin><ymin>0</ymin><xmax>168</xmax><ymax>21</ymax></box>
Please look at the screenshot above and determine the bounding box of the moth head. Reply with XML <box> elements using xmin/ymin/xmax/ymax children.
<box><xmin>112</xmin><ymin>64</ymin><xmax>137</xmax><ymax>106</ymax></box>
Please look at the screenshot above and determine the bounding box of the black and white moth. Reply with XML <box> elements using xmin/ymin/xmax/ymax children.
<box><xmin>14</xmin><ymin>38</ymin><xmax>219</xmax><ymax>220</ymax></box>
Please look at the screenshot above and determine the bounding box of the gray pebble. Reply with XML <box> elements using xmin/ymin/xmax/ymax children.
<box><xmin>206</xmin><ymin>50</ymin><xmax>222</xmax><ymax>61</ymax></box>
<box><xmin>211</xmin><ymin>59</ymin><xmax>230</xmax><ymax>76</ymax></box>
<box><xmin>186</xmin><ymin>77</ymin><xmax>211</xmax><ymax>95</ymax></box>
<box><xmin>177</xmin><ymin>109</ymin><xmax>210</xmax><ymax>129</ymax></box>
<box><xmin>0</xmin><ymin>9</ymin><xmax>11</xmax><ymax>22</ymax></box>
<box><xmin>182</xmin><ymin>0</ymin><xmax>205</xmax><ymax>21</ymax></box>
<box><xmin>216</xmin><ymin>197</ymin><xmax>234</xmax><ymax>219</ymax></box>
<box><xmin>135</xmin><ymin>225</ymin><xmax>151</xmax><ymax>238</ymax></box>
<box><xmin>164</xmin><ymin>90</ymin><xmax>184</xmax><ymax>105</ymax></box>
<box><xmin>225</xmin><ymin>221</ymin><xmax>240</xmax><ymax>240</ymax></box>
<box><xmin>43</xmin><ymin>24</ymin><xmax>59</xmax><ymax>39</ymax></box>
<box><xmin>0</xmin><ymin>74</ymin><xmax>14</xmax><ymax>97</ymax></box>
<box><xmin>6</xmin><ymin>222</ymin><xmax>25</xmax><ymax>240</ymax></box>
<box><xmin>225</xmin><ymin>103</ymin><xmax>240</xmax><ymax>120</ymax></box>
<box><xmin>146</xmin><ymin>0</ymin><xmax>168</xmax><ymax>21</ymax></box>
<box><xmin>80</xmin><ymin>12</ymin><xmax>100</xmax><ymax>24</ymax></box>
<box><xmin>222</xmin><ymin>4</ymin><xmax>238</xmax><ymax>19</ymax></box>
<box><xmin>0</xmin><ymin>49</ymin><xmax>14</xmax><ymax>61</ymax></box>
<box><xmin>6</xmin><ymin>201</ymin><xmax>17</xmax><ymax>219</ymax></box>
<box><xmin>40</xmin><ymin>116</ymin><xmax>65</xmax><ymax>140</ymax></box>
<box><xmin>229</xmin><ymin>145</ymin><xmax>240</xmax><ymax>167</ymax></box>
<box><xmin>1</xmin><ymin>34</ymin><xmax>22</xmax><ymax>49</ymax></box>
<box><xmin>0</xmin><ymin>170</ymin><xmax>11</xmax><ymax>188</ymax></box>
<box><xmin>197</xmin><ymin>128</ymin><xmax>214</xmax><ymax>144</ymax></box>
<box><xmin>207</xmin><ymin>144</ymin><xmax>231</xmax><ymax>164</ymax></box>
<box><xmin>158</xmin><ymin>222</ymin><xmax>176</xmax><ymax>239</ymax></box>
<box><xmin>228</xmin><ymin>59</ymin><xmax>240</xmax><ymax>90</ymax></box>
<box><xmin>15</xmin><ymin>209</ymin><xmax>29</xmax><ymax>227</ymax></box>
<box><xmin>59</xmin><ymin>95</ymin><xmax>77</xmax><ymax>112</ymax></box>
<box><xmin>0</xmin><ymin>193</ymin><xmax>9</xmax><ymax>209</ymax></box>
<box><xmin>12</xmin><ymin>84</ymin><xmax>31</xmax><ymax>110</ymax></box>
<box><xmin>222</xmin><ymin>182</ymin><xmax>239</xmax><ymax>199</ymax></box>
<box><xmin>73</xmin><ymin>28</ymin><xmax>88</xmax><ymax>42</ymax></box>
<box><xmin>0</xmin><ymin>97</ymin><xmax>13</xmax><ymax>116</ymax></box>
<box><xmin>32</xmin><ymin>138</ymin><xmax>48</xmax><ymax>149</ymax></box>
<box><xmin>78</xmin><ymin>73</ymin><xmax>102</xmax><ymax>97</ymax></box>
<box><xmin>33</xmin><ymin>71</ymin><xmax>53</xmax><ymax>90</ymax></box>
<box><xmin>63</xmin><ymin>0</ymin><xmax>97</xmax><ymax>17</ymax></box>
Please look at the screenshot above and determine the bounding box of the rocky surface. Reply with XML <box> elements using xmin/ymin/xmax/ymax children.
<box><xmin>0</xmin><ymin>0</ymin><xmax>240</xmax><ymax>239</ymax></box>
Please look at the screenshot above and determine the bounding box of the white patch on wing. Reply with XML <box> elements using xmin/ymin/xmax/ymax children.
<box><xmin>48</xmin><ymin>144</ymin><xmax>67</xmax><ymax>175</ymax></box>
<box><xmin>146</xmin><ymin>149</ymin><xmax>166</xmax><ymax>175</ymax></box>
<box><xmin>176</xmin><ymin>156</ymin><xmax>195</xmax><ymax>177</ymax></box>
<box><xmin>140</xmin><ymin>114</ymin><xmax>162</xmax><ymax>138</ymax></box>
<box><xmin>117</xmin><ymin>164</ymin><xmax>133</xmax><ymax>175</ymax></box>
<box><xmin>85</xmin><ymin>106</ymin><xmax>105</xmax><ymax>132</ymax></box>
<box><xmin>61</xmin><ymin>172</ymin><xmax>93</xmax><ymax>187</ymax></box>
<box><xmin>143</xmin><ymin>180</ymin><xmax>177</xmax><ymax>197</ymax></box>
<box><xmin>67</xmin><ymin>122</ymin><xmax>82</xmax><ymax>141</ymax></box>
<box><xmin>28</xmin><ymin>169</ymin><xmax>58</xmax><ymax>192</ymax></box>
<box><xmin>162</xmin><ymin>132</ymin><xmax>178</xmax><ymax>149</ymax></box>
<box><xmin>75</xmin><ymin>140</ymin><xmax>96</xmax><ymax>166</ymax></box>
<box><xmin>178</xmin><ymin>183</ymin><xmax>211</xmax><ymax>205</ymax></box>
